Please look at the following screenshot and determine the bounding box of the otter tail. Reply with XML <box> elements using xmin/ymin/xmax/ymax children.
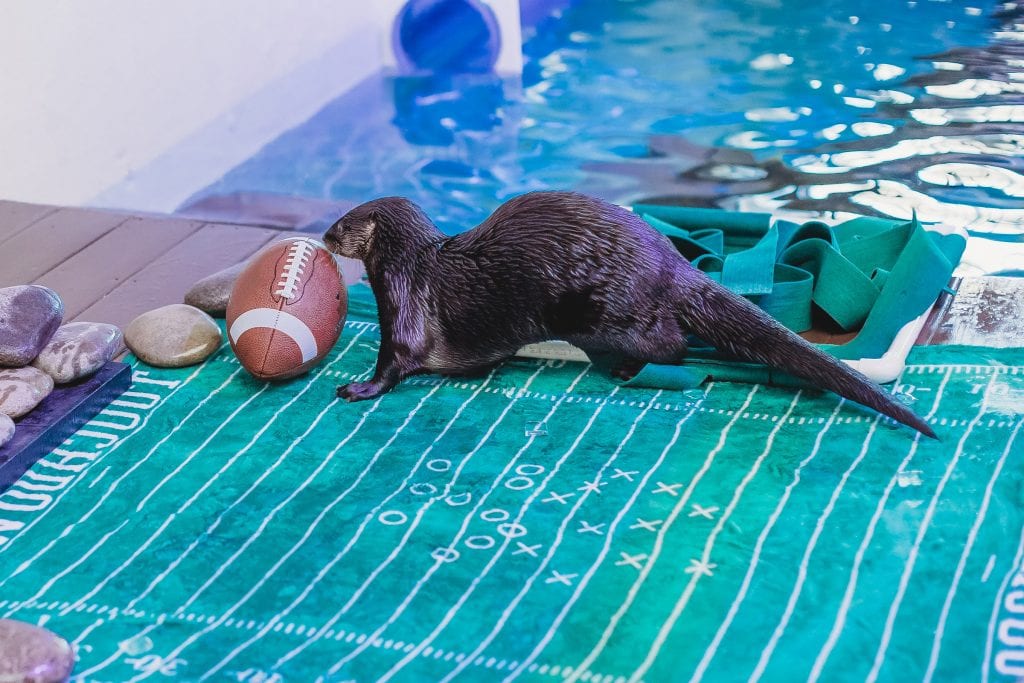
<box><xmin>678</xmin><ymin>271</ymin><xmax>936</xmax><ymax>438</ymax></box>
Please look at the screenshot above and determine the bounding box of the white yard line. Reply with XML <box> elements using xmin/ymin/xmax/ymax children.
<box><xmin>308</xmin><ymin>367</ymin><xmax>600</xmax><ymax>682</ymax></box>
<box><xmin>924</xmin><ymin>416</ymin><xmax>1024</xmax><ymax>681</ymax></box>
<box><xmin>797</xmin><ymin>369</ymin><xmax>952</xmax><ymax>683</ymax></box>
<box><xmin>383</xmin><ymin>387</ymin><xmax>660</xmax><ymax>682</ymax></box>
<box><xmin>268</xmin><ymin>365</ymin><xmax>546</xmax><ymax>671</ymax></box>
<box><xmin>187</xmin><ymin>391</ymin><xmax>390</xmax><ymax>679</ymax></box>
<box><xmin>748</xmin><ymin>414</ymin><xmax>883</xmax><ymax>683</ymax></box>
<box><xmin>1</xmin><ymin>366</ymin><xmax>246</xmax><ymax>613</ymax></box>
<box><xmin>566</xmin><ymin>385</ymin><xmax>759</xmax><ymax>681</ymax></box>
<box><xmin>504</xmin><ymin>389</ymin><xmax>710</xmax><ymax>682</ymax></box>
<box><xmin>77</xmin><ymin>331</ymin><xmax>369</xmax><ymax>681</ymax></box>
<box><xmin>58</xmin><ymin>382</ymin><xmax>271</xmax><ymax>619</ymax></box>
<box><xmin>61</xmin><ymin>330</ymin><xmax>367</xmax><ymax>634</ymax></box>
<box><xmin>864</xmin><ymin>373</ymin><xmax>999</xmax><ymax>682</ymax></box>
<box><xmin>688</xmin><ymin>397</ymin><xmax>844</xmax><ymax>682</ymax></box>
<box><xmin>158</xmin><ymin>378</ymin><xmax>437</xmax><ymax>681</ymax></box>
<box><xmin>425</xmin><ymin>387</ymin><xmax>620</xmax><ymax>683</ymax></box>
<box><xmin>983</xmin><ymin>525</ymin><xmax>1024</xmax><ymax>682</ymax></box>
<box><xmin>2</xmin><ymin>519</ymin><xmax>131</xmax><ymax>620</ymax></box>
<box><xmin>195</xmin><ymin>365</ymin><xmax>530</xmax><ymax>680</ymax></box>
<box><xmin>136</xmin><ymin>331</ymin><xmax>368</xmax><ymax>616</ymax></box>
<box><xmin>0</xmin><ymin>354</ymin><xmax>222</xmax><ymax>561</ymax></box>
<box><xmin>629</xmin><ymin>392</ymin><xmax>801</xmax><ymax>683</ymax></box>
<box><xmin>71</xmin><ymin>618</ymin><xmax>105</xmax><ymax>646</ymax></box>
<box><xmin>317</xmin><ymin>367</ymin><xmax>583</xmax><ymax>677</ymax></box>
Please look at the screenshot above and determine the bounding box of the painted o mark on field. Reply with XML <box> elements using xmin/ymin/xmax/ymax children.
<box><xmin>445</xmin><ymin>492</ymin><xmax>472</xmax><ymax>506</ymax></box>
<box><xmin>497</xmin><ymin>523</ymin><xmax>528</xmax><ymax>538</ymax></box>
<box><xmin>379</xmin><ymin>510</ymin><xmax>408</xmax><ymax>525</ymax></box>
<box><xmin>504</xmin><ymin>476</ymin><xmax>534</xmax><ymax>491</ymax></box>
<box><xmin>427</xmin><ymin>459</ymin><xmax>452</xmax><ymax>472</ymax></box>
<box><xmin>432</xmin><ymin>547</ymin><xmax>460</xmax><ymax>563</ymax></box>
<box><xmin>465</xmin><ymin>535</ymin><xmax>495</xmax><ymax>550</ymax></box>
<box><xmin>409</xmin><ymin>483</ymin><xmax>437</xmax><ymax>496</ymax></box>
<box><xmin>480</xmin><ymin>509</ymin><xmax>509</xmax><ymax>523</ymax></box>
<box><xmin>516</xmin><ymin>464</ymin><xmax>545</xmax><ymax>476</ymax></box>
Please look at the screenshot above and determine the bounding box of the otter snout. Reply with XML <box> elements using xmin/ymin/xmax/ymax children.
<box><xmin>322</xmin><ymin>228</ymin><xmax>344</xmax><ymax>254</ymax></box>
<box><xmin>322</xmin><ymin>224</ymin><xmax>358</xmax><ymax>260</ymax></box>
<box><xmin>323</xmin><ymin>211</ymin><xmax>377</xmax><ymax>260</ymax></box>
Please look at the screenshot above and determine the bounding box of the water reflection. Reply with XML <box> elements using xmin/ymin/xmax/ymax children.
<box><xmin>598</xmin><ymin>1</ymin><xmax>1024</xmax><ymax>276</ymax></box>
<box><xmin>193</xmin><ymin>0</ymin><xmax>1022</xmax><ymax>275</ymax></box>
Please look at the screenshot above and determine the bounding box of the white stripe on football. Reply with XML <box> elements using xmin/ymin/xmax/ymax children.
<box><xmin>228</xmin><ymin>308</ymin><xmax>319</xmax><ymax>363</ymax></box>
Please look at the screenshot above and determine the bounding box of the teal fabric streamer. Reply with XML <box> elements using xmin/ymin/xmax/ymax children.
<box><xmin>632</xmin><ymin>205</ymin><xmax>966</xmax><ymax>387</ymax></box>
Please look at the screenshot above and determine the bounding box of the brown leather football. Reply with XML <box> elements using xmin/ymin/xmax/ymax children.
<box><xmin>226</xmin><ymin>237</ymin><xmax>347</xmax><ymax>380</ymax></box>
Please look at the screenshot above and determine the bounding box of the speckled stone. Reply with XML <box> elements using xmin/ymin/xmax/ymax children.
<box><xmin>0</xmin><ymin>413</ymin><xmax>13</xmax><ymax>449</ymax></box>
<box><xmin>0</xmin><ymin>367</ymin><xmax>54</xmax><ymax>419</ymax></box>
<box><xmin>0</xmin><ymin>618</ymin><xmax>75</xmax><ymax>682</ymax></box>
<box><xmin>124</xmin><ymin>304</ymin><xmax>222</xmax><ymax>367</ymax></box>
<box><xmin>31</xmin><ymin>322</ymin><xmax>122</xmax><ymax>384</ymax></box>
<box><xmin>0</xmin><ymin>285</ymin><xmax>64</xmax><ymax>367</ymax></box>
<box><xmin>183</xmin><ymin>261</ymin><xmax>245</xmax><ymax>317</ymax></box>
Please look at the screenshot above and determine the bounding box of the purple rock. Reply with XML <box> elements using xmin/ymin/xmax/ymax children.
<box><xmin>0</xmin><ymin>618</ymin><xmax>75</xmax><ymax>682</ymax></box>
<box><xmin>0</xmin><ymin>286</ymin><xmax>64</xmax><ymax>367</ymax></box>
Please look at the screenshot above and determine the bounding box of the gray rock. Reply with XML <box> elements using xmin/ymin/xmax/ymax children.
<box><xmin>31</xmin><ymin>322</ymin><xmax>123</xmax><ymax>384</ymax></box>
<box><xmin>0</xmin><ymin>367</ymin><xmax>54</xmax><ymax>418</ymax></box>
<box><xmin>184</xmin><ymin>261</ymin><xmax>245</xmax><ymax>317</ymax></box>
<box><xmin>124</xmin><ymin>304</ymin><xmax>222</xmax><ymax>367</ymax></box>
<box><xmin>0</xmin><ymin>618</ymin><xmax>75</xmax><ymax>682</ymax></box>
<box><xmin>0</xmin><ymin>286</ymin><xmax>64</xmax><ymax>367</ymax></box>
<box><xmin>0</xmin><ymin>414</ymin><xmax>13</xmax><ymax>449</ymax></box>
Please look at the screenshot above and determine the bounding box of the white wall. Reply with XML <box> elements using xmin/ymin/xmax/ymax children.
<box><xmin>0</xmin><ymin>1</ymin><xmax>398</xmax><ymax>211</ymax></box>
<box><xmin>0</xmin><ymin>0</ymin><xmax>524</xmax><ymax>213</ymax></box>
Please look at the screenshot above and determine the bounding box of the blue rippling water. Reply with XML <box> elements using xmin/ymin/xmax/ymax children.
<box><xmin>190</xmin><ymin>0</ymin><xmax>1023</xmax><ymax>276</ymax></box>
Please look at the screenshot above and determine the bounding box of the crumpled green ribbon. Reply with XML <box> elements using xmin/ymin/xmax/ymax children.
<box><xmin>614</xmin><ymin>204</ymin><xmax>966</xmax><ymax>389</ymax></box>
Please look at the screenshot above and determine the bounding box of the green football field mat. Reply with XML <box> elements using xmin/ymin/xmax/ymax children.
<box><xmin>0</xmin><ymin>284</ymin><xmax>1022</xmax><ymax>682</ymax></box>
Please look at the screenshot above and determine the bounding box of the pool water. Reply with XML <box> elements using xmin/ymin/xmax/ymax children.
<box><xmin>190</xmin><ymin>0</ymin><xmax>1022</xmax><ymax>276</ymax></box>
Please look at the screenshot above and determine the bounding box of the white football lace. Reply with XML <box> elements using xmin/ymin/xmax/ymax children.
<box><xmin>275</xmin><ymin>238</ymin><xmax>316</xmax><ymax>300</ymax></box>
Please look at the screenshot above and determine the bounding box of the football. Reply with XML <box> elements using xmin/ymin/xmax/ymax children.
<box><xmin>226</xmin><ymin>237</ymin><xmax>347</xmax><ymax>380</ymax></box>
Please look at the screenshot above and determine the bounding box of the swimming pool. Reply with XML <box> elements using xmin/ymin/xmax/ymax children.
<box><xmin>188</xmin><ymin>0</ymin><xmax>1021</xmax><ymax>276</ymax></box>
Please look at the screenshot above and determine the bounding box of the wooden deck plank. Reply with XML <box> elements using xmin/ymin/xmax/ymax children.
<box><xmin>0</xmin><ymin>200</ymin><xmax>59</xmax><ymax>244</ymax></box>
<box><xmin>75</xmin><ymin>222</ymin><xmax>280</xmax><ymax>329</ymax></box>
<box><xmin>33</xmin><ymin>215</ymin><xmax>204</xmax><ymax>320</ymax></box>
<box><xmin>0</xmin><ymin>207</ymin><xmax>130</xmax><ymax>287</ymax></box>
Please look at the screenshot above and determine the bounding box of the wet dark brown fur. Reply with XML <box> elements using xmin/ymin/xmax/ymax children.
<box><xmin>324</xmin><ymin>191</ymin><xmax>935</xmax><ymax>437</ymax></box>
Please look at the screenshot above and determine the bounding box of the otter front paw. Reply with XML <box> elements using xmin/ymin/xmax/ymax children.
<box><xmin>337</xmin><ymin>381</ymin><xmax>384</xmax><ymax>402</ymax></box>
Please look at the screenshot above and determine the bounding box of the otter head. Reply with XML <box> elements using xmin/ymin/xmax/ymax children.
<box><xmin>323</xmin><ymin>204</ymin><xmax>377</xmax><ymax>261</ymax></box>
<box><xmin>324</xmin><ymin>197</ymin><xmax>439</xmax><ymax>262</ymax></box>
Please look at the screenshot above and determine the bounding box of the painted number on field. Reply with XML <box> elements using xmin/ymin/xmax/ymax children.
<box><xmin>125</xmin><ymin>655</ymin><xmax>186</xmax><ymax>676</ymax></box>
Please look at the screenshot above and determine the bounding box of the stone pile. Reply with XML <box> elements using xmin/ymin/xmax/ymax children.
<box><xmin>0</xmin><ymin>285</ymin><xmax>122</xmax><ymax>449</ymax></box>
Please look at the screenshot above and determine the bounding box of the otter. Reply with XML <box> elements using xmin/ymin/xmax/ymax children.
<box><xmin>323</xmin><ymin>191</ymin><xmax>935</xmax><ymax>437</ymax></box>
